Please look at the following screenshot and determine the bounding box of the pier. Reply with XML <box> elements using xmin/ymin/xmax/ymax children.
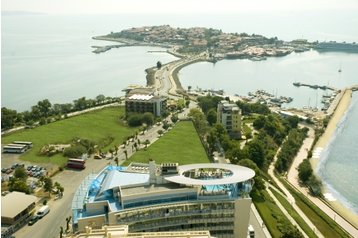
<box><xmin>293</xmin><ymin>82</ymin><xmax>337</xmax><ymax>91</ymax></box>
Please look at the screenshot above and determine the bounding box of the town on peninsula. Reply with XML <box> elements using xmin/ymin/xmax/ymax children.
<box><xmin>2</xmin><ymin>24</ymin><xmax>358</xmax><ymax>238</ymax></box>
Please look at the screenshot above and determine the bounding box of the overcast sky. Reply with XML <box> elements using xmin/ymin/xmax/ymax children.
<box><xmin>2</xmin><ymin>0</ymin><xmax>358</xmax><ymax>15</ymax></box>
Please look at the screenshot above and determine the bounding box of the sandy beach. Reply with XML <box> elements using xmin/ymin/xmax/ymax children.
<box><xmin>311</xmin><ymin>88</ymin><xmax>358</xmax><ymax>229</ymax></box>
<box><xmin>313</xmin><ymin>89</ymin><xmax>353</xmax><ymax>154</ymax></box>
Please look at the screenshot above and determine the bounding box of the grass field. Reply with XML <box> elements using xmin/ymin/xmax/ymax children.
<box><xmin>123</xmin><ymin>121</ymin><xmax>209</xmax><ymax>166</ymax></box>
<box><xmin>270</xmin><ymin>188</ymin><xmax>318</xmax><ymax>238</ymax></box>
<box><xmin>252</xmin><ymin>190</ymin><xmax>284</xmax><ymax>238</ymax></box>
<box><xmin>2</xmin><ymin>107</ymin><xmax>137</xmax><ymax>166</ymax></box>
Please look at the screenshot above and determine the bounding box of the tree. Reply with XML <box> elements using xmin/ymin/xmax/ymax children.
<box><xmin>127</xmin><ymin>113</ymin><xmax>143</xmax><ymax>127</ymax></box>
<box><xmin>73</xmin><ymin>97</ymin><xmax>88</xmax><ymax>110</ymax></box>
<box><xmin>185</xmin><ymin>100</ymin><xmax>190</xmax><ymax>108</ymax></box>
<box><xmin>188</xmin><ymin>108</ymin><xmax>207</xmax><ymax>135</ymax></box>
<box><xmin>206</xmin><ymin>108</ymin><xmax>217</xmax><ymax>126</ymax></box>
<box><xmin>37</xmin><ymin>99</ymin><xmax>52</xmax><ymax>117</ymax></box>
<box><xmin>1</xmin><ymin>107</ymin><xmax>18</xmax><ymax>129</ymax></box>
<box><xmin>14</xmin><ymin>167</ymin><xmax>28</xmax><ymax>180</ymax></box>
<box><xmin>298</xmin><ymin>159</ymin><xmax>312</xmax><ymax>183</ymax></box>
<box><xmin>197</xmin><ymin>95</ymin><xmax>222</xmax><ymax>115</ymax></box>
<box><xmin>66</xmin><ymin>216</ymin><xmax>72</xmax><ymax>231</ymax></box>
<box><xmin>63</xmin><ymin>145</ymin><xmax>87</xmax><ymax>158</ymax></box>
<box><xmin>247</xmin><ymin>140</ymin><xmax>266</xmax><ymax>168</ymax></box>
<box><xmin>31</xmin><ymin>105</ymin><xmax>42</xmax><ymax>120</ymax></box>
<box><xmin>43</xmin><ymin>177</ymin><xmax>53</xmax><ymax>197</ymax></box>
<box><xmin>156</xmin><ymin>61</ymin><xmax>162</xmax><ymax>69</ymax></box>
<box><xmin>59</xmin><ymin>103</ymin><xmax>73</xmax><ymax>114</ymax></box>
<box><xmin>253</xmin><ymin>115</ymin><xmax>266</xmax><ymax>130</ymax></box>
<box><xmin>96</xmin><ymin>94</ymin><xmax>106</xmax><ymax>103</ymax></box>
<box><xmin>9</xmin><ymin>179</ymin><xmax>29</xmax><ymax>194</ymax></box>
<box><xmin>238</xmin><ymin>159</ymin><xmax>265</xmax><ymax>191</ymax></box>
<box><xmin>142</xmin><ymin>112</ymin><xmax>154</xmax><ymax>126</ymax></box>
<box><xmin>171</xmin><ymin>114</ymin><xmax>178</xmax><ymax>123</ymax></box>
<box><xmin>54</xmin><ymin>182</ymin><xmax>64</xmax><ymax>196</ymax></box>
<box><xmin>281</xmin><ymin>226</ymin><xmax>304</xmax><ymax>238</ymax></box>
<box><xmin>144</xmin><ymin>139</ymin><xmax>150</xmax><ymax>148</ymax></box>
<box><xmin>157</xmin><ymin>129</ymin><xmax>164</xmax><ymax>136</ymax></box>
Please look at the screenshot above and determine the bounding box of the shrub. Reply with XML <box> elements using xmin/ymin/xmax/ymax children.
<box><xmin>63</xmin><ymin>144</ymin><xmax>87</xmax><ymax>158</ymax></box>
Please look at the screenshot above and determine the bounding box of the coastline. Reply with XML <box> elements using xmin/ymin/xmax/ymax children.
<box><xmin>311</xmin><ymin>89</ymin><xmax>358</xmax><ymax>228</ymax></box>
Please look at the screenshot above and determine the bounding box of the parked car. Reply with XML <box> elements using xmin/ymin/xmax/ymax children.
<box><xmin>36</xmin><ymin>205</ymin><xmax>50</xmax><ymax>218</ymax></box>
<box><xmin>28</xmin><ymin>215</ymin><xmax>39</xmax><ymax>225</ymax></box>
<box><xmin>1</xmin><ymin>168</ymin><xmax>8</xmax><ymax>173</ymax></box>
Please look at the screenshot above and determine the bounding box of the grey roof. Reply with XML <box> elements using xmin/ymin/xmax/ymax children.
<box><xmin>98</xmin><ymin>170</ymin><xmax>150</xmax><ymax>195</ymax></box>
<box><xmin>165</xmin><ymin>163</ymin><xmax>255</xmax><ymax>186</ymax></box>
<box><xmin>1</xmin><ymin>192</ymin><xmax>37</xmax><ymax>218</ymax></box>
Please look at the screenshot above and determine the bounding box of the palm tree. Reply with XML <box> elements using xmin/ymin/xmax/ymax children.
<box><xmin>144</xmin><ymin>139</ymin><xmax>150</xmax><ymax>149</ymax></box>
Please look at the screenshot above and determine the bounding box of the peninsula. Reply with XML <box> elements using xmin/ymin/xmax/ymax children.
<box><xmin>92</xmin><ymin>25</ymin><xmax>314</xmax><ymax>60</ymax></box>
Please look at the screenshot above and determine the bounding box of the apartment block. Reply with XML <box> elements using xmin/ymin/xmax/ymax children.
<box><xmin>217</xmin><ymin>100</ymin><xmax>242</xmax><ymax>139</ymax></box>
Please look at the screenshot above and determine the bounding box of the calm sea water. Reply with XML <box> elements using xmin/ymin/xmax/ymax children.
<box><xmin>2</xmin><ymin>13</ymin><xmax>358</xmax><ymax>213</ymax></box>
<box><xmin>318</xmin><ymin>93</ymin><xmax>358</xmax><ymax>214</ymax></box>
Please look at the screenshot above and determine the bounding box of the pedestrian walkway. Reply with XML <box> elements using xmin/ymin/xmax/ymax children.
<box><xmin>267</xmin><ymin>133</ymin><xmax>324</xmax><ymax>238</ymax></box>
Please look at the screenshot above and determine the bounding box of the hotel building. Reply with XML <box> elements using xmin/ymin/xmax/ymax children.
<box><xmin>70</xmin><ymin>224</ymin><xmax>213</xmax><ymax>238</ymax></box>
<box><xmin>124</xmin><ymin>87</ymin><xmax>167</xmax><ymax>117</ymax></box>
<box><xmin>72</xmin><ymin>161</ymin><xmax>255</xmax><ymax>238</ymax></box>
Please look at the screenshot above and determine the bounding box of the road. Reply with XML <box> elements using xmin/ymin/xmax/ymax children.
<box><xmin>13</xmin><ymin>156</ymin><xmax>111</xmax><ymax>238</ymax></box>
<box><xmin>154</xmin><ymin>54</ymin><xmax>207</xmax><ymax>97</ymax></box>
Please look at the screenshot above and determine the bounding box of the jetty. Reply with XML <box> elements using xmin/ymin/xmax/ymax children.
<box><xmin>293</xmin><ymin>82</ymin><xmax>337</xmax><ymax>91</ymax></box>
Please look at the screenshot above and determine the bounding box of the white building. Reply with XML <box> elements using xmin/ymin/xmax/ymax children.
<box><xmin>72</xmin><ymin>161</ymin><xmax>255</xmax><ymax>238</ymax></box>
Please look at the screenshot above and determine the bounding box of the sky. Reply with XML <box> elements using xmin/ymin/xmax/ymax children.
<box><xmin>2</xmin><ymin>0</ymin><xmax>358</xmax><ymax>15</ymax></box>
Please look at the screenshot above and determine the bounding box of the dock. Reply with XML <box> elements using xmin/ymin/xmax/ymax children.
<box><xmin>293</xmin><ymin>82</ymin><xmax>337</xmax><ymax>91</ymax></box>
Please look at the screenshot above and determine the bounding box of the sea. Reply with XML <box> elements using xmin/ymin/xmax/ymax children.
<box><xmin>2</xmin><ymin>12</ymin><xmax>358</xmax><ymax>214</ymax></box>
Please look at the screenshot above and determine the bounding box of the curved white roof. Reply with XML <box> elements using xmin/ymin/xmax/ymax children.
<box><xmin>98</xmin><ymin>170</ymin><xmax>149</xmax><ymax>195</ymax></box>
<box><xmin>165</xmin><ymin>163</ymin><xmax>255</xmax><ymax>186</ymax></box>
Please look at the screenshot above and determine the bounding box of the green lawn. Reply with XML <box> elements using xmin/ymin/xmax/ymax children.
<box><xmin>123</xmin><ymin>121</ymin><xmax>209</xmax><ymax>165</ymax></box>
<box><xmin>251</xmin><ymin>190</ymin><xmax>284</xmax><ymax>238</ymax></box>
<box><xmin>270</xmin><ymin>188</ymin><xmax>318</xmax><ymax>238</ymax></box>
<box><xmin>2</xmin><ymin>107</ymin><xmax>137</xmax><ymax>166</ymax></box>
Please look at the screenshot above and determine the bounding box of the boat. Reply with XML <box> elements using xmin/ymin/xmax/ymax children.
<box><xmin>293</xmin><ymin>82</ymin><xmax>301</xmax><ymax>87</ymax></box>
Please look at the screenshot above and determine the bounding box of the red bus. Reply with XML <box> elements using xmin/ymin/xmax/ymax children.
<box><xmin>66</xmin><ymin>162</ymin><xmax>85</xmax><ymax>170</ymax></box>
<box><xmin>68</xmin><ymin>158</ymin><xmax>86</xmax><ymax>164</ymax></box>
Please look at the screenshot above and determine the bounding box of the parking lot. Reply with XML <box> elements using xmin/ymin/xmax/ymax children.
<box><xmin>1</xmin><ymin>152</ymin><xmax>55</xmax><ymax>186</ymax></box>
